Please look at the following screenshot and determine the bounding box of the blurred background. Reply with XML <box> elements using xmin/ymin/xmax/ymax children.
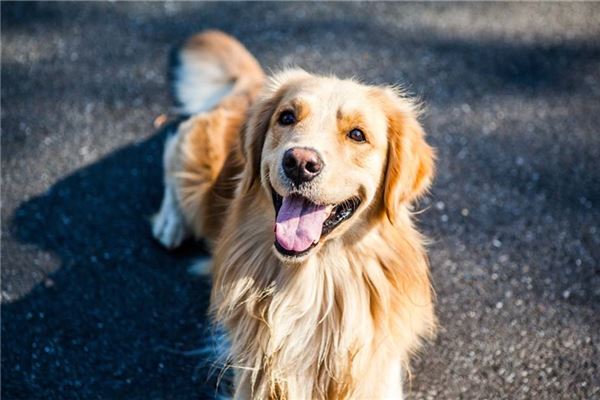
<box><xmin>2</xmin><ymin>2</ymin><xmax>599</xmax><ymax>399</ymax></box>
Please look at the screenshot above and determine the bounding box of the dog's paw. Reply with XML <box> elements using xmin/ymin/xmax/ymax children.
<box><xmin>152</xmin><ymin>206</ymin><xmax>188</xmax><ymax>249</ymax></box>
<box><xmin>188</xmin><ymin>257</ymin><xmax>212</xmax><ymax>276</ymax></box>
<box><xmin>152</xmin><ymin>188</ymin><xmax>189</xmax><ymax>249</ymax></box>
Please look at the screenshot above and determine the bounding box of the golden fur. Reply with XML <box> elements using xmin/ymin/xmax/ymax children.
<box><xmin>153</xmin><ymin>30</ymin><xmax>436</xmax><ymax>399</ymax></box>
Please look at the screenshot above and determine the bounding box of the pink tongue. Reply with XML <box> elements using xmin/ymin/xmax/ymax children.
<box><xmin>275</xmin><ymin>196</ymin><xmax>329</xmax><ymax>252</ymax></box>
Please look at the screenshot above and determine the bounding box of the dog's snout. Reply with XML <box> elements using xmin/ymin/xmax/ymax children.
<box><xmin>282</xmin><ymin>147</ymin><xmax>324</xmax><ymax>185</ymax></box>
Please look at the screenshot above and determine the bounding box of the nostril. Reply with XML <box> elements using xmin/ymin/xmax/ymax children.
<box><xmin>305</xmin><ymin>161</ymin><xmax>320</xmax><ymax>174</ymax></box>
<box><xmin>283</xmin><ymin>156</ymin><xmax>296</xmax><ymax>169</ymax></box>
<box><xmin>282</xmin><ymin>150</ymin><xmax>297</xmax><ymax>171</ymax></box>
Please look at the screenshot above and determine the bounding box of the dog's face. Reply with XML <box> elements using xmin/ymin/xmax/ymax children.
<box><xmin>242</xmin><ymin>70</ymin><xmax>434</xmax><ymax>262</ymax></box>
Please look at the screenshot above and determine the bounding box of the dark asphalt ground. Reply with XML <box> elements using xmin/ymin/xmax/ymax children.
<box><xmin>2</xmin><ymin>2</ymin><xmax>599</xmax><ymax>399</ymax></box>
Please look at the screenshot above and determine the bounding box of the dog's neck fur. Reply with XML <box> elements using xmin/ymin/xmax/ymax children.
<box><xmin>211</xmin><ymin>185</ymin><xmax>435</xmax><ymax>400</ymax></box>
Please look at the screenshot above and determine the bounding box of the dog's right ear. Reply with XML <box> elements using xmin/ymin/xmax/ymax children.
<box><xmin>240</xmin><ymin>69</ymin><xmax>310</xmax><ymax>191</ymax></box>
<box><xmin>240</xmin><ymin>91</ymin><xmax>282</xmax><ymax>188</ymax></box>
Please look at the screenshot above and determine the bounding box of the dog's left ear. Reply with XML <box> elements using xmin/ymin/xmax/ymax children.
<box><xmin>376</xmin><ymin>88</ymin><xmax>436</xmax><ymax>222</ymax></box>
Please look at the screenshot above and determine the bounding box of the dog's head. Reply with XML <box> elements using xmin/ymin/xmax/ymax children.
<box><xmin>241</xmin><ymin>69</ymin><xmax>434</xmax><ymax>262</ymax></box>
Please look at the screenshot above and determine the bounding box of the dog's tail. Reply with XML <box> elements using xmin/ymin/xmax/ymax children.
<box><xmin>170</xmin><ymin>30</ymin><xmax>265</xmax><ymax>115</ymax></box>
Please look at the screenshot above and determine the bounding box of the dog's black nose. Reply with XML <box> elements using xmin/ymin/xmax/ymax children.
<box><xmin>282</xmin><ymin>147</ymin><xmax>324</xmax><ymax>185</ymax></box>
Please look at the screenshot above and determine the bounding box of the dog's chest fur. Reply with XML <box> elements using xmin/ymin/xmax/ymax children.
<box><xmin>211</xmin><ymin>192</ymin><xmax>433</xmax><ymax>399</ymax></box>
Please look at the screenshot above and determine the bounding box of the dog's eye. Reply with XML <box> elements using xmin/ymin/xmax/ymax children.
<box><xmin>348</xmin><ymin>128</ymin><xmax>366</xmax><ymax>143</ymax></box>
<box><xmin>278</xmin><ymin>110</ymin><xmax>297</xmax><ymax>126</ymax></box>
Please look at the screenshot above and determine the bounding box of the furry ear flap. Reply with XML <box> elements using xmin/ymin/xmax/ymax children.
<box><xmin>378</xmin><ymin>88</ymin><xmax>436</xmax><ymax>222</ymax></box>
<box><xmin>240</xmin><ymin>92</ymin><xmax>282</xmax><ymax>188</ymax></box>
<box><xmin>240</xmin><ymin>69</ymin><xmax>311</xmax><ymax>190</ymax></box>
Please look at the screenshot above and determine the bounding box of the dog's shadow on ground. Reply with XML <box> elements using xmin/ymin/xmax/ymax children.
<box><xmin>3</xmin><ymin>123</ymin><xmax>220</xmax><ymax>399</ymax></box>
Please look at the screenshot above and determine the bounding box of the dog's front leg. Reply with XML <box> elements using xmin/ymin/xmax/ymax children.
<box><xmin>381</xmin><ymin>359</ymin><xmax>404</xmax><ymax>400</ymax></box>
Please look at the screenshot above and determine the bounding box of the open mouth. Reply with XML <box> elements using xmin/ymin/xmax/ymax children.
<box><xmin>271</xmin><ymin>188</ymin><xmax>361</xmax><ymax>258</ymax></box>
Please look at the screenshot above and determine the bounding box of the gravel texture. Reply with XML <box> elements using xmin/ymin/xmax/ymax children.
<box><xmin>2</xmin><ymin>2</ymin><xmax>599</xmax><ymax>399</ymax></box>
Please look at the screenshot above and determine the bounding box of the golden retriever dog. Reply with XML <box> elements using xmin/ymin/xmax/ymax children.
<box><xmin>152</xmin><ymin>30</ymin><xmax>436</xmax><ymax>399</ymax></box>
